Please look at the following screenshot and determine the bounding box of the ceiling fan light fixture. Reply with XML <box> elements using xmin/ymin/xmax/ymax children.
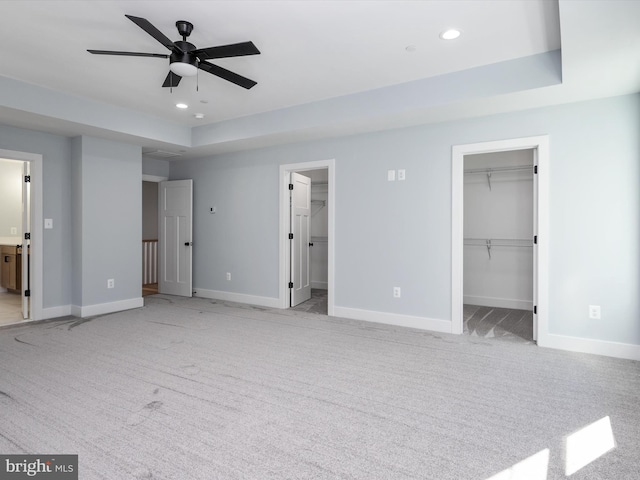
<box><xmin>170</xmin><ymin>61</ymin><xmax>198</xmax><ymax>77</ymax></box>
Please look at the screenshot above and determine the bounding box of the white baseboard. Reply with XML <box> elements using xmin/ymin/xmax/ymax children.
<box><xmin>194</xmin><ymin>288</ymin><xmax>281</xmax><ymax>308</ymax></box>
<box><xmin>333</xmin><ymin>306</ymin><xmax>452</xmax><ymax>334</ymax></box>
<box><xmin>539</xmin><ymin>332</ymin><xmax>640</xmax><ymax>361</ymax></box>
<box><xmin>311</xmin><ymin>281</ymin><xmax>328</xmax><ymax>290</ymax></box>
<box><xmin>41</xmin><ymin>305</ymin><xmax>72</xmax><ymax>319</ymax></box>
<box><xmin>71</xmin><ymin>297</ymin><xmax>144</xmax><ymax>318</ymax></box>
<box><xmin>0</xmin><ymin>287</ymin><xmax>7</xmax><ymax>293</ymax></box>
<box><xmin>464</xmin><ymin>295</ymin><xmax>533</xmax><ymax>311</ymax></box>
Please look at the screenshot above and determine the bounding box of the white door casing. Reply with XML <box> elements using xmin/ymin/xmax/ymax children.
<box><xmin>532</xmin><ymin>149</ymin><xmax>539</xmax><ymax>341</ymax></box>
<box><xmin>159</xmin><ymin>179</ymin><xmax>193</xmax><ymax>297</ymax></box>
<box><xmin>22</xmin><ymin>162</ymin><xmax>30</xmax><ymax>318</ymax></box>
<box><xmin>452</xmin><ymin>135</ymin><xmax>549</xmax><ymax>344</ymax></box>
<box><xmin>290</xmin><ymin>172</ymin><xmax>311</xmax><ymax>306</ymax></box>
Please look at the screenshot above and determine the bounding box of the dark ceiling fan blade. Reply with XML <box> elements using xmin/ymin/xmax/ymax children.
<box><xmin>87</xmin><ymin>49</ymin><xmax>169</xmax><ymax>58</ymax></box>
<box><xmin>198</xmin><ymin>61</ymin><xmax>257</xmax><ymax>89</ymax></box>
<box><xmin>162</xmin><ymin>71</ymin><xmax>182</xmax><ymax>88</ymax></box>
<box><xmin>125</xmin><ymin>14</ymin><xmax>176</xmax><ymax>51</ymax></box>
<box><xmin>193</xmin><ymin>41</ymin><xmax>260</xmax><ymax>60</ymax></box>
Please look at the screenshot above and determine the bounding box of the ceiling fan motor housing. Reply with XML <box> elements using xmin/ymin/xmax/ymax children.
<box><xmin>170</xmin><ymin>40</ymin><xmax>198</xmax><ymax>73</ymax></box>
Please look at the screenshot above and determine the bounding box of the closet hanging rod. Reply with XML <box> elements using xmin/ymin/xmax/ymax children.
<box><xmin>464</xmin><ymin>238</ymin><xmax>532</xmax><ymax>247</ymax></box>
<box><xmin>464</xmin><ymin>238</ymin><xmax>532</xmax><ymax>259</ymax></box>
<box><xmin>464</xmin><ymin>164</ymin><xmax>533</xmax><ymax>175</ymax></box>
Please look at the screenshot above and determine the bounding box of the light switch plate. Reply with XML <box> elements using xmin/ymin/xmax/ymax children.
<box><xmin>44</xmin><ymin>218</ymin><xmax>53</xmax><ymax>229</ymax></box>
<box><xmin>387</xmin><ymin>170</ymin><xmax>396</xmax><ymax>181</ymax></box>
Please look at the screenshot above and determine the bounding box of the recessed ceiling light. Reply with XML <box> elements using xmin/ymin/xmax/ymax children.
<box><xmin>176</xmin><ymin>103</ymin><xmax>188</xmax><ymax>109</ymax></box>
<box><xmin>194</xmin><ymin>113</ymin><xmax>205</xmax><ymax>119</ymax></box>
<box><xmin>200</xmin><ymin>99</ymin><xmax>209</xmax><ymax>104</ymax></box>
<box><xmin>440</xmin><ymin>29</ymin><xmax>461</xmax><ymax>40</ymax></box>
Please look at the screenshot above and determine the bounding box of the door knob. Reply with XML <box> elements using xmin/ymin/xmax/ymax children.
<box><xmin>184</xmin><ymin>242</ymin><xmax>193</xmax><ymax>246</ymax></box>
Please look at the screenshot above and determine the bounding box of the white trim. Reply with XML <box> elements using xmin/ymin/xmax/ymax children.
<box><xmin>71</xmin><ymin>297</ymin><xmax>143</xmax><ymax>318</ymax></box>
<box><xmin>311</xmin><ymin>281</ymin><xmax>328</xmax><ymax>290</ymax></box>
<box><xmin>41</xmin><ymin>304</ymin><xmax>72</xmax><ymax>319</ymax></box>
<box><xmin>142</xmin><ymin>174</ymin><xmax>168</xmax><ymax>183</ymax></box>
<box><xmin>333</xmin><ymin>306</ymin><xmax>452</xmax><ymax>334</ymax></box>
<box><xmin>451</xmin><ymin>136</ymin><xmax>549</xmax><ymax>344</ymax></box>
<box><xmin>542</xmin><ymin>334</ymin><xmax>640</xmax><ymax>362</ymax></box>
<box><xmin>0</xmin><ymin>148</ymin><xmax>43</xmax><ymax>321</ymax></box>
<box><xmin>463</xmin><ymin>296</ymin><xmax>533</xmax><ymax>311</ymax></box>
<box><xmin>194</xmin><ymin>288</ymin><xmax>281</xmax><ymax>308</ymax></box>
<box><xmin>279</xmin><ymin>159</ymin><xmax>335</xmax><ymax>316</ymax></box>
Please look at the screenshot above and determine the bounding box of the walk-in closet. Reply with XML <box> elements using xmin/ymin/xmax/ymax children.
<box><xmin>463</xmin><ymin>149</ymin><xmax>535</xmax><ymax>343</ymax></box>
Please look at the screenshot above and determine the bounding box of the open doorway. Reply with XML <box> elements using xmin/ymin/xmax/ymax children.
<box><xmin>289</xmin><ymin>168</ymin><xmax>329</xmax><ymax>314</ymax></box>
<box><xmin>0</xmin><ymin>148</ymin><xmax>42</xmax><ymax>326</ymax></box>
<box><xmin>279</xmin><ymin>159</ymin><xmax>335</xmax><ymax>316</ymax></box>
<box><xmin>463</xmin><ymin>149</ymin><xmax>535</xmax><ymax>343</ymax></box>
<box><xmin>142</xmin><ymin>180</ymin><xmax>159</xmax><ymax>296</ymax></box>
<box><xmin>452</xmin><ymin>136</ymin><xmax>549</xmax><ymax>346</ymax></box>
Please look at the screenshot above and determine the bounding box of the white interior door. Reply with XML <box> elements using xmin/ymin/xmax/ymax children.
<box><xmin>21</xmin><ymin>162</ymin><xmax>30</xmax><ymax>319</ymax></box>
<box><xmin>290</xmin><ymin>172</ymin><xmax>311</xmax><ymax>306</ymax></box>
<box><xmin>159</xmin><ymin>180</ymin><xmax>193</xmax><ymax>297</ymax></box>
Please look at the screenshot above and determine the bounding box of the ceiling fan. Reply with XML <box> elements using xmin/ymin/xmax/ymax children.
<box><xmin>88</xmin><ymin>15</ymin><xmax>260</xmax><ymax>89</ymax></box>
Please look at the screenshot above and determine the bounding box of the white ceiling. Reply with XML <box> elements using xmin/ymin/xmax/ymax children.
<box><xmin>0</xmin><ymin>0</ymin><xmax>638</xmax><ymax>159</ymax></box>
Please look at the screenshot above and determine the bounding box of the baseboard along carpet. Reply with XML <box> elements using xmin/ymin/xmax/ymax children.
<box><xmin>0</xmin><ymin>295</ymin><xmax>638</xmax><ymax>479</ymax></box>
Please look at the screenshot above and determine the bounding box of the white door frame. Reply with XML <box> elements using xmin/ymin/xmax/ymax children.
<box><xmin>279</xmin><ymin>159</ymin><xmax>335</xmax><ymax>315</ymax></box>
<box><xmin>451</xmin><ymin>136</ymin><xmax>549</xmax><ymax>346</ymax></box>
<box><xmin>0</xmin><ymin>148</ymin><xmax>43</xmax><ymax>321</ymax></box>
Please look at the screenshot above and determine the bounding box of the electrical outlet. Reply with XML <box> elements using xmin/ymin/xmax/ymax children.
<box><xmin>226</xmin><ymin>272</ymin><xmax>231</xmax><ymax>281</ymax></box>
<box><xmin>393</xmin><ymin>287</ymin><xmax>401</xmax><ymax>298</ymax></box>
<box><xmin>10</xmin><ymin>227</ymin><xmax>17</xmax><ymax>235</ymax></box>
<box><xmin>588</xmin><ymin>305</ymin><xmax>601</xmax><ymax>320</ymax></box>
<box><xmin>398</xmin><ymin>169</ymin><xmax>406</xmax><ymax>181</ymax></box>
<box><xmin>107</xmin><ymin>278</ymin><xmax>115</xmax><ymax>289</ymax></box>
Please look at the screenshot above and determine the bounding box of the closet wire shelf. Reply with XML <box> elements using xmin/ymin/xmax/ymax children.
<box><xmin>464</xmin><ymin>238</ymin><xmax>533</xmax><ymax>259</ymax></box>
<box><xmin>464</xmin><ymin>164</ymin><xmax>533</xmax><ymax>191</ymax></box>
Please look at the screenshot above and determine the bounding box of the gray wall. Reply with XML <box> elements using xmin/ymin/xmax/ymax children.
<box><xmin>170</xmin><ymin>93</ymin><xmax>640</xmax><ymax>346</ymax></box>
<box><xmin>71</xmin><ymin>136</ymin><xmax>142</xmax><ymax>307</ymax></box>
<box><xmin>0</xmin><ymin>124</ymin><xmax>72</xmax><ymax>309</ymax></box>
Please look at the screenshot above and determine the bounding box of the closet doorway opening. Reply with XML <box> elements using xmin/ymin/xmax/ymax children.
<box><xmin>463</xmin><ymin>149</ymin><xmax>535</xmax><ymax>343</ymax></box>
<box><xmin>452</xmin><ymin>136</ymin><xmax>549</xmax><ymax>346</ymax></box>
<box><xmin>279</xmin><ymin>159</ymin><xmax>335</xmax><ymax>316</ymax></box>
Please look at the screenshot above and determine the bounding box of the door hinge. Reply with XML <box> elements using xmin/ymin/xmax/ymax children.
<box><xmin>288</xmin><ymin>183</ymin><xmax>294</xmax><ymax>190</ymax></box>
<box><xmin>289</xmin><ymin>233</ymin><xmax>293</xmax><ymax>239</ymax></box>
<box><xmin>534</xmin><ymin>165</ymin><xmax>538</xmax><ymax>174</ymax></box>
<box><xmin>24</xmin><ymin>175</ymin><xmax>31</xmax><ymax>183</ymax></box>
<box><xmin>24</xmin><ymin>233</ymin><xmax>30</xmax><ymax>240</ymax></box>
<box><xmin>534</xmin><ymin>235</ymin><xmax>537</xmax><ymax>244</ymax></box>
<box><xmin>534</xmin><ymin>305</ymin><xmax>537</xmax><ymax>315</ymax></box>
<box><xmin>288</xmin><ymin>282</ymin><xmax>293</xmax><ymax>289</ymax></box>
<box><xmin>25</xmin><ymin>290</ymin><xmax>31</xmax><ymax>297</ymax></box>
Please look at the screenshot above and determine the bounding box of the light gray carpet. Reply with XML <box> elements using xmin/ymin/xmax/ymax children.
<box><xmin>464</xmin><ymin>304</ymin><xmax>534</xmax><ymax>344</ymax></box>
<box><xmin>1</xmin><ymin>295</ymin><xmax>639</xmax><ymax>479</ymax></box>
